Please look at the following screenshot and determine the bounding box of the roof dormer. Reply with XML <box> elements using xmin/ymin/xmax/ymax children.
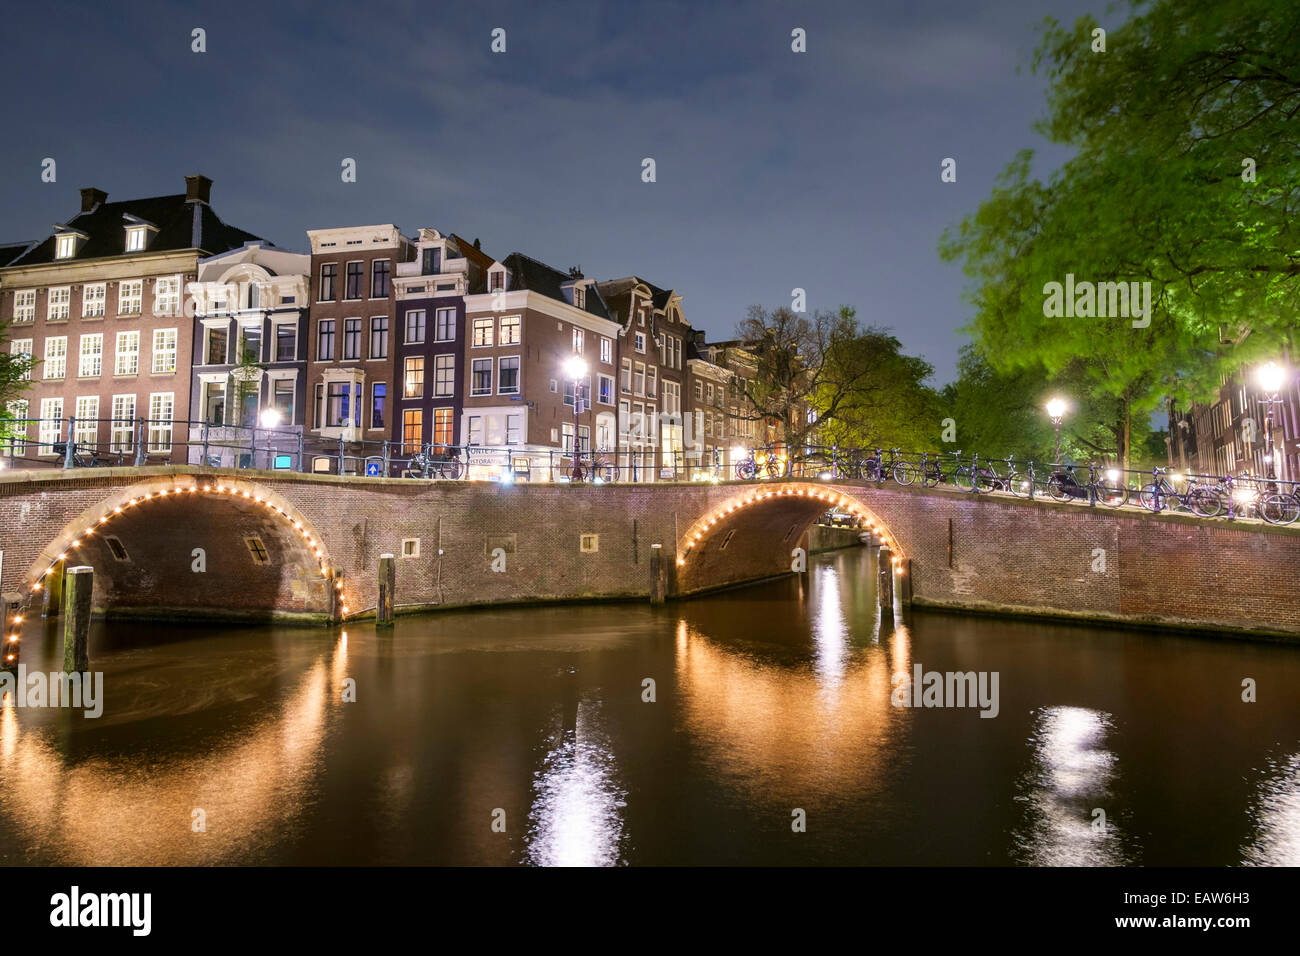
<box><xmin>487</xmin><ymin>263</ymin><xmax>509</xmax><ymax>293</ymax></box>
<box><xmin>52</xmin><ymin>226</ymin><xmax>88</xmax><ymax>259</ymax></box>
<box><xmin>122</xmin><ymin>215</ymin><xmax>159</xmax><ymax>253</ymax></box>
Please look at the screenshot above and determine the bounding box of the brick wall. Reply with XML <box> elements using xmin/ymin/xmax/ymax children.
<box><xmin>2</xmin><ymin>470</ymin><xmax>1299</xmax><ymax>637</ymax></box>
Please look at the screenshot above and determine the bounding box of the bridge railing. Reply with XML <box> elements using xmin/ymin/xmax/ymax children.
<box><xmin>4</xmin><ymin>420</ymin><xmax>1299</xmax><ymax>522</ymax></box>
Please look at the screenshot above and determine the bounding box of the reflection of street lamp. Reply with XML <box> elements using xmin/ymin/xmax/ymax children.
<box><xmin>1045</xmin><ymin>397</ymin><xmax>1067</xmax><ymax>463</ymax></box>
<box><xmin>1257</xmin><ymin>362</ymin><xmax>1286</xmax><ymax>482</ymax></box>
<box><xmin>564</xmin><ymin>356</ymin><xmax>588</xmax><ymax>482</ymax></box>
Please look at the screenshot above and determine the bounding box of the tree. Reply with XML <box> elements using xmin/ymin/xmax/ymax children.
<box><xmin>940</xmin><ymin>0</ymin><xmax>1300</xmax><ymax>470</ymax></box>
<box><xmin>229</xmin><ymin>334</ymin><xmax>264</xmax><ymax>428</ymax></box>
<box><xmin>0</xmin><ymin>322</ymin><xmax>36</xmax><ymax>445</ymax></box>
<box><xmin>733</xmin><ymin>305</ymin><xmax>942</xmax><ymax>457</ymax></box>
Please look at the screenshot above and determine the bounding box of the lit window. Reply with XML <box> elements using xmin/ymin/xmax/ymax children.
<box><xmin>78</xmin><ymin>333</ymin><xmax>103</xmax><ymax>377</ymax></box>
<box><xmin>118</xmin><ymin>280</ymin><xmax>143</xmax><ymax>315</ymax></box>
<box><xmin>48</xmin><ymin>287</ymin><xmax>71</xmax><ymax>321</ymax></box>
<box><xmin>82</xmin><ymin>284</ymin><xmax>106</xmax><ymax>317</ymax></box>
<box><xmin>13</xmin><ymin>290</ymin><xmax>36</xmax><ymax>322</ymax></box>
<box><xmin>472</xmin><ymin>317</ymin><xmax>494</xmax><ymax>347</ymax></box>
<box><xmin>152</xmin><ymin>328</ymin><xmax>177</xmax><ymax>373</ymax></box>
<box><xmin>499</xmin><ymin>314</ymin><xmax>520</xmax><ymax>345</ymax></box>
<box><xmin>55</xmin><ymin>235</ymin><xmax>76</xmax><ymax>259</ymax></box>
<box><xmin>43</xmin><ymin>336</ymin><xmax>67</xmax><ymax>379</ymax></box>
<box><xmin>125</xmin><ymin>227</ymin><xmax>147</xmax><ymax>252</ymax></box>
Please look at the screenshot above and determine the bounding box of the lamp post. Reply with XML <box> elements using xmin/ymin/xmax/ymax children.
<box><xmin>258</xmin><ymin>408</ymin><xmax>281</xmax><ymax>471</ymax></box>
<box><xmin>564</xmin><ymin>356</ymin><xmax>588</xmax><ymax>482</ymax></box>
<box><xmin>1045</xmin><ymin>397</ymin><xmax>1067</xmax><ymax>464</ymax></box>
<box><xmin>1257</xmin><ymin>362</ymin><xmax>1286</xmax><ymax>484</ymax></box>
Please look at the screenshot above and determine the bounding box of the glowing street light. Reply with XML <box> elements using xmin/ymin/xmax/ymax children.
<box><xmin>1045</xmin><ymin>397</ymin><xmax>1068</xmax><ymax>464</ymax></box>
<box><xmin>564</xmin><ymin>356</ymin><xmax>588</xmax><ymax>482</ymax></box>
<box><xmin>1256</xmin><ymin>362</ymin><xmax>1288</xmax><ymax>483</ymax></box>
<box><xmin>259</xmin><ymin>408</ymin><xmax>282</xmax><ymax>429</ymax></box>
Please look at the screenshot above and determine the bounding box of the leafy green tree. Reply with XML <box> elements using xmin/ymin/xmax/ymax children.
<box><xmin>941</xmin><ymin>0</ymin><xmax>1300</xmax><ymax>469</ymax></box>
<box><xmin>0</xmin><ymin>322</ymin><xmax>36</xmax><ymax>444</ymax></box>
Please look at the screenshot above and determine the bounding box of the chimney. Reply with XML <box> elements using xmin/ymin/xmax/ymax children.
<box><xmin>80</xmin><ymin>188</ymin><xmax>107</xmax><ymax>213</ymax></box>
<box><xmin>185</xmin><ymin>174</ymin><xmax>213</xmax><ymax>204</ymax></box>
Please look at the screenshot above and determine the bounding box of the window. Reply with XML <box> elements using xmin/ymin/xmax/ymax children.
<box><xmin>320</xmin><ymin>263</ymin><xmax>338</xmax><ymax>301</ymax></box>
<box><xmin>7</xmin><ymin>400</ymin><xmax>29</xmax><ymax>451</ymax></box>
<box><xmin>371</xmin><ymin>382</ymin><xmax>386</xmax><ymax>429</ymax></box>
<box><xmin>39</xmin><ymin>398</ymin><xmax>62</xmax><ymax>453</ymax></box>
<box><xmin>621</xmin><ymin>358</ymin><xmax>631</xmax><ymax>393</ymax></box>
<box><xmin>82</xmin><ymin>284</ymin><xmax>106</xmax><ymax>317</ymax></box>
<box><xmin>202</xmin><ymin>379</ymin><xmax>226</xmax><ymax>424</ymax></box>
<box><xmin>56</xmin><ymin>235</ymin><xmax>76</xmax><ymax>259</ymax></box>
<box><xmin>498</xmin><ymin>356</ymin><xmax>520</xmax><ymax>394</ymax></box>
<box><xmin>563</xmin><ymin>376</ymin><xmax>589</xmax><ymax>407</ymax></box>
<box><xmin>598</xmin><ymin>374</ymin><xmax>614</xmax><ymax>405</ymax></box>
<box><xmin>600</xmin><ymin>336</ymin><xmax>612</xmax><ymax>364</ymax></box>
<box><xmin>505</xmin><ymin>413</ymin><xmax>522</xmax><ymax>445</ymax></box>
<box><xmin>634</xmin><ymin>362</ymin><xmax>646</xmax><ymax>397</ymax></box>
<box><xmin>694</xmin><ymin>380</ymin><xmax>703</xmax><ymax>401</ymax></box>
<box><xmin>48</xmin><ymin>287</ymin><xmax>71</xmax><ymax>321</ymax></box>
<box><xmin>471</xmin><ymin>358</ymin><xmax>492</xmax><ymax>396</ymax></box>
<box><xmin>634</xmin><ymin>331</ymin><xmax>646</xmax><ymax>353</ymax></box>
<box><xmin>155</xmin><ymin>276</ymin><xmax>181</xmax><ymax>317</ymax></box>
<box><xmin>663</xmin><ymin>380</ymin><xmax>681</xmax><ymax>415</ymax></box>
<box><xmin>574</xmin><ymin>287</ymin><xmax>586</xmax><ymax>310</ymax></box>
<box><xmin>14</xmin><ymin>290</ymin><xmax>35</xmax><ymax>322</ymax></box>
<box><xmin>118</xmin><ymin>280</ymin><xmax>143</xmax><ymax>315</ymax></box>
<box><xmin>371</xmin><ymin>259</ymin><xmax>391</xmax><ymax>298</ymax></box>
<box><xmin>404</xmin><ymin>356</ymin><xmax>424</xmax><ymax>398</ymax></box>
<box><xmin>244</xmin><ymin>536</ymin><xmax>271</xmax><ymax>566</ymax></box>
<box><xmin>44</xmin><ymin>336</ymin><xmax>67</xmax><ymax>379</ymax></box>
<box><xmin>402</xmin><ymin>408</ymin><xmax>423</xmax><ymax>455</ymax></box>
<box><xmin>572</xmin><ymin>328</ymin><xmax>584</xmax><ymax>353</ymax></box>
<box><xmin>580</xmin><ymin>533</ymin><xmax>599</xmax><ymax>554</ymax></box>
<box><xmin>10</xmin><ymin>339</ymin><xmax>32</xmax><ymax>380</ymax></box>
<box><xmin>152</xmin><ymin>328</ymin><xmax>177</xmax><ymax>373</ymax></box>
<box><xmin>317</xmin><ymin>320</ymin><xmax>335</xmax><ymax>361</ymax></box>
<box><xmin>405</xmin><ymin>309</ymin><xmax>426</xmax><ymax>345</ymax></box>
<box><xmin>343</xmin><ymin>318</ymin><xmax>361</xmax><ymax>360</ymax></box>
<box><xmin>272</xmin><ymin>378</ymin><xmax>295</xmax><ymax>421</ymax></box>
<box><xmin>246</xmin><ymin>282</ymin><xmax>261</xmax><ymax>310</ymax></box>
<box><xmin>74</xmin><ymin>397</ymin><xmax>98</xmax><ymax>447</ymax></box>
<box><xmin>434</xmin><ymin>354</ymin><xmax>455</xmax><ymax>397</ymax></box>
<box><xmin>401</xmin><ymin>538</ymin><xmax>421</xmax><ymax>558</ymax></box>
<box><xmin>647</xmin><ymin>366</ymin><xmax>657</xmax><ymax>402</ymax></box>
<box><xmin>422</xmin><ymin>246</ymin><xmax>442</xmax><ymax>275</ymax></box>
<box><xmin>324</xmin><ymin>382</ymin><xmax>359</xmax><ymax>427</ymax></box>
<box><xmin>276</xmin><ymin>323</ymin><xmax>297</xmax><ymax>362</ymax></box>
<box><xmin>125</xmin><ymin>226</ymin><xmax>146</xmax><ymax>252</ymax></box>
<box><xmin>489</xmin><ymin>270</ymin><xmax>504</xmax><ymax>292</ymax></box>
<box><xmin>435</xmin><ymin>308</ymin><xmax>456</xmax><ymax>342</ymax></box>
<box><xmin>206</xmin><ymin>326</ymin><xmax>228</xmax><ymax>365</ymax></box>
<box><xmin>104</xmin><ymin>535</ymin><xmax>130</xmax><ymax>562</ymax></box>
<box><xmin>433</xmin><ymin>407</ymin><xmax>454</xmax><ymax>447</ymax></box>
<box><xmin>467</xmin><ymin>415</ymin><xmax>484</xmax><ymax>445</ymax></box>
<box><xmin>147</xmin><ymin>392</ymin><xmax>174</xmax><ymax>453</ymax></box>
<box><xmin>472</xmin><ymin>317</ymin><xmax>494</xmax><ymax>347</ymax></box>
<box><xmin>239</xmin><ymin>325</ymin><xmax>262</xmax><ymax>363</ymax></box>
<box><xmin>499</xmin><ymin>314</ymin><xmax>520</xmax><ymax>345</ymax></box>
<box><xmin>345</xmin><ymin>261</ymin><xmax>364</xmax><ymax>299</ymax></box>
<box><xmin>369</xmin><ymin>316</ymin><xmax>388</xmax><ymax>359</ymax></box>
<box><xmin>78</xmin><ymin>334</ymin><xmax>103</xmax><ymax>377</ymax></box>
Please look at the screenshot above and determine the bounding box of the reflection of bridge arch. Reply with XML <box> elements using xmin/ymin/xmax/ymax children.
<box><xmin>675</xmin><ymin>481</ymin><xmax>904</xmax><ymax>596</ymax></box>
<box><xmin>19</xmin><ymin>475</ymin><xmax>348</xmax><ymax>624</ymax></box>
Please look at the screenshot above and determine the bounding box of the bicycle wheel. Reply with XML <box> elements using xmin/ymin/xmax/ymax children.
<box><xmin>1136</xmin><ymin>485</ymin><xmax>1166</xmax><ymax>511</ymax></box>
<box><xmin>597</xmin><ymin>462</ymin><xmax>619</xmax><ymax>483</ymax></box>
<box><xmin>1005</xmin><ymin>472</ymin><xmax>1028</xmax><ymax>497</ymax></box>
<box><xmin>860</xmin><ymin>461</ymin><xmax>881</xmax><ymax>482</ymax></box>
<box><xmin>1262</xmin><ymin>493</ymin><xmax>1300</xmax><ymax>525</ymax></box>
<box><xmin>736</xmin><ymin>460</ymin><xmax>756</xmax><ymax>480</ymax></box>
<box><xmin>436</xmin><ymin>460</ymin><xmax>463</xmax><ymax>480</ymax></box>
<box><xmin>1187</xmin><ymin>488</ymin><xmax>1224</xmax><ymax>517</ymax></box>
<box><xmin>1047</xmin><ymin>475</ymin><xmax>1073</xmax><ymax>502</ymax></box>
<box><xmin>1096</xmin><ymin>481</ymin><xmax>1129</xmax><ymax>508</ymax></box>
<box><xmin>972</xmin><ymin>469</ymin><xmax>997</xmax><ymax>493</ymax></box>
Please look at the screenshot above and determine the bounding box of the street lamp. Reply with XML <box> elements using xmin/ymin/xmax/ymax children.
<box><xmin>1045</xmin><ymin>397</ymin><xmax>1067</xmax><ymax>463</ymax></box>
<box><xmin>259</xmin><ymin>408</ymin><xmax>282</xmax><ymax>429</ymax></box>
<box><xmin>564</xmin><ymin>356</ymin><xmax>588</xmax><ymax>482</ymax></box>
<box><xmin>1257</xmin><ymin>362</ymin><xmax>1287</xmax><ymax>483</ymax></box>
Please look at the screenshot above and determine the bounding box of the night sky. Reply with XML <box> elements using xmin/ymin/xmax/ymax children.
<box><xmin>0</xmin><ymin>0</ymin><xmax>1110</xmax><ymax>381</ymax></box>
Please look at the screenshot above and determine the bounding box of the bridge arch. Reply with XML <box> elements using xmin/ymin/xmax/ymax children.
<box><xmin>675</xmin><ymin>481</ymin><xmax>906</xmax><ymax>595</ymax></box>
<box><xmin>20</xmin><ymin>474</ymin><xmax>347</xmax><ymax>624</ymax></box>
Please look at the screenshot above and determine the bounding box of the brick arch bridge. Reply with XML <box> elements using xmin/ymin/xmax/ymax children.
<box><xmin>2</xmin><ymin>467</ymin><xmax>1299</xmax><ymax>638</ymax></box>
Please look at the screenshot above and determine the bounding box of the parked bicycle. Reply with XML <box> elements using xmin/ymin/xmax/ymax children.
<box><xmin>735</xmin><ymin>445</ymin><xmax>786</xmax><ymax>480</ymax></box>
<box><xmin>1136</xmin><ymin>468</ymin><xmax>1223</xmax><ymax>516</ymax></box>
<box><xmin>407</xmin><ymin>445</ymin><xmax>464</xmax><ymax>480</ymax></box>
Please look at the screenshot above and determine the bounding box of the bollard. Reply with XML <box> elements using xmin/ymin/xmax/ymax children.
<box><xmin>897</xmin><ymin>558</ymin><xmax>913</xmax><ymax>608</ymax></box>
<box><xmin>377</xmin><ymin>553</ymin><xmax>396</xmax><ymax>627</ymax></box>
<box><xmin>877</xmin><ymin>546</ymin><xmax>895</xmax><ymax>612</ymax></box>
<box><xmin>42</xmin><ymin>560</ymin><xmax>65</xmax><ymax>618</ymax></box>
<box><xmin>62</xmin><ymin>566</ymin><xmax>93</xmax><ymax>674</ymax></box>
<box><xmin>649</xmin><ymin>544</ymin><xmax>665</xmax><ymax>605</ymax></box>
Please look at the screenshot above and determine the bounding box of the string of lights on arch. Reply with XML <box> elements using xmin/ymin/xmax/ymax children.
<box><xmin>677</xmin><ymin>484</ymin><xmax>906</xmax><ymax>567</ymax></box>
<box><xmin>4</xmin><ymin>481</ymin><xmax>351</xmax><ymax>667</ymax></box>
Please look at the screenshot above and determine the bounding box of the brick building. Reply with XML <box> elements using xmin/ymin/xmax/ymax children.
<box><xmin>390</xmin><ymin>229</ymin><xmax>492</xmax><ymax>460</ymax></box>
<box><xmin>304</xmin><ymin>224</ymin><xmax>413</xmax><ymax>469</ymax></box>
<box><xmin>0</xmin><ymin>176</ymin><xmax>260</xmax><ymax>464</ymax></box>
<box><xmin>186</xmin><ymin>243</ymin><xmax>311</xmax><ymax>467</ymax></box>
<box><xmin>460</xmin><ymin>252</ymin><xmax>619</xmax><ymax>480</ymax></box>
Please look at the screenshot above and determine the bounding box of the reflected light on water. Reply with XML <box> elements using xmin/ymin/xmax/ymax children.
<box><xmin>1241</xmin><ymin>752</ymin><xmax>1300</xmax><ymax>866</ymax></box>
<box><xmin>1012</xmin><ymin>706</ymin><xmax>1129</xmax><ymax>866</ymax></box>
<box><xmin>525</xmin><ymin>699</ymin><xmax>626</xmax><ymax>867</ymax></box>
<box><xmin>0</xmin><ymin>641</ymin><xmax>342</xmax><ymax>865</ymax></box>
<box><xmin>810</xmin><ymin>566</ymin><xmax>849</xmax><ymax>689</ymax></box>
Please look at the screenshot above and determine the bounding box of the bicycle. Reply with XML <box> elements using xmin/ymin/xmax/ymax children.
<box><xmin>1137</xmin><ymin>468</ymin><xmax>1222</xmax><ymax>516</ymax></box>
<box><xmin>1260</xmin><ymin>480</ymin><xmax>1300</xmax><ymax>524</ymax></box>
<box><xmin>734</xmin><ymin>445</ymin><xmax>785</xmax><ymax>480</ymax></box>
<box><xmin>409</xmin><ymin>445</ymin><xmax>464</xmax><ymax>480</ymax></box>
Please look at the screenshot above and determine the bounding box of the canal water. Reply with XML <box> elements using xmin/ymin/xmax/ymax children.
<box><xmin>1</xmin><ymin>547</ymin><xmax>1297</xmax><ymax>866</ymax></box>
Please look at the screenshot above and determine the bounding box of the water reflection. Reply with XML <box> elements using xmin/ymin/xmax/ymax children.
<box><xmin>1241</xmin><ymin>752</ymin><xmax>1300</xmax><ymax>866</ymax></box>
<box><xmin>1012</xmin><ymin>706</ymin><xmax>1131</xmax><ymax>866</ymax></box>
<box><xmin>0</xmin><ymin>633</ymin><xmax>344</xmax><ymax>865</ymax></box>
<box><xmin>524</xmin><ymin>695</ymin><xmax>627</xmax><ymax>867</ymax></box>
